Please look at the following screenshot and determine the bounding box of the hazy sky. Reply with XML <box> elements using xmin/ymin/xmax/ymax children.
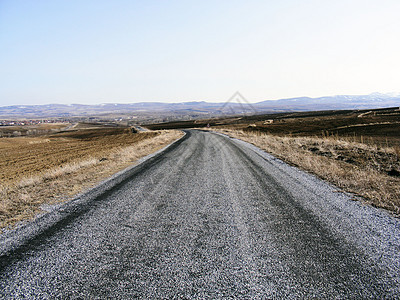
<box><xmin>1</xmin><ymin>0</ymin><xmax>399</xmax><ymax>106</ymax></box>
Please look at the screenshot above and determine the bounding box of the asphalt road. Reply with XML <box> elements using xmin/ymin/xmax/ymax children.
<box><xmin>1</xmin><ymin>130</ymin><xmax>399</xmax><ymax>298</ymax></box>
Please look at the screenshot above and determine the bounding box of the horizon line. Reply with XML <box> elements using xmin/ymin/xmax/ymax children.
<box><xmin>2</xmin><ymin>92</ymin><xmax>400</xmax><ymax>108</ymax></box>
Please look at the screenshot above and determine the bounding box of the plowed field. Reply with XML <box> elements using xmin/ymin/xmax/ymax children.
<box><xmin>0</xmin><ymin>128</ymin><xmax>157</xmax><ymax>185</ymax></box>
<box><xmin>0</xmin><ymin>128</ymin><xmax>183</xmax><ymax>229</ymax></box>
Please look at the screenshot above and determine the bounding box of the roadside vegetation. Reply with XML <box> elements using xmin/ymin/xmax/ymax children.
<box><xmin>0</xmin><ymin>127</ymin><xmax>183</xmax><ymax>230</ymax></box>
<box><xmin>147</xmin><ymin>106</ymin><xmax>400</xmax><ymax>215</ymax></box>
<box><xmin>215</xmin><ymin>128</ymin><xmax>400</xmax><ymax>215</ymax></box>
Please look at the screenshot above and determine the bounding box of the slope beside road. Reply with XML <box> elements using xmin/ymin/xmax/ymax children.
<box><xmin>0</xmin><ymin>130</ymin><xmax>399</xmax><ymax>298</ymax></box>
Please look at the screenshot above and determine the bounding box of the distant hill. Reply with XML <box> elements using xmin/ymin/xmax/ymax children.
<box><xmin>256</xmin><ymin>93</ymin><xmax>400</xmax><ymax>111</ymax></box>
<box><xmin>1</xmin><ymin>93</ymin><xmax>399</xmax><ymax>119</ymax></box>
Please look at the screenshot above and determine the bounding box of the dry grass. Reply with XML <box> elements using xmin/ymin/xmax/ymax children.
<box><xmin>0</xmin><ymin>129</ymin><xmax>183</xmax><ymax>230</ymax></box>
<box><xmin>215</xmin><ymin>129</ymin><xmax>400</xmax><ymax>215</ymax></box>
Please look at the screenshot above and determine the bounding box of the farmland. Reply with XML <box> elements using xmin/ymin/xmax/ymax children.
<box><xmin>0</xmin><ymin>122</ymin><xmax>69</xmax><ymax>137</ymax></box>
<box><xmin>146</xmin><ymin>107</ymin><xmax>400</xmax><ymax>145</ymax></box>
<box><xmin>1</xmin><ymin>127</ymin><xmax>141</xmax><ymax>184</ymax></box>
<box><xmin>0</xmin><ymin>125</ymin><xmax>183</xmax><ymax>229</ymax></box>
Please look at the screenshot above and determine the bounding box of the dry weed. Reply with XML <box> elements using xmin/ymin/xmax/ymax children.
<box><xmin>217</xmin><ymin>129</ymin><xmax>400</xmax><ymax>215</ymax></box>
<box><xmin>0</xmin><ymin>130</ymin><xmax>183</xmax><ymax>230</ymax></box>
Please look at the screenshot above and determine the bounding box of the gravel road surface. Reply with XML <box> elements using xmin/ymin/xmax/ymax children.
<box><xmin>1</xmin><ymin>130</ymin><xmax>399</xmax><ymax>298</ymax></box>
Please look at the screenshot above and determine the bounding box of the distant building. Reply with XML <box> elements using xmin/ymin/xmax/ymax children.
<box><xmin>263</xmin><ymin>120</ymin><xmax>274</xmax><ymax>124</ymax></box>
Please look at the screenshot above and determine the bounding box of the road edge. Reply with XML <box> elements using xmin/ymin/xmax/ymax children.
<box><xmin>0</xmin><ymin>131</ymin><xmax>188</xmax><ymax>258</ymax></box>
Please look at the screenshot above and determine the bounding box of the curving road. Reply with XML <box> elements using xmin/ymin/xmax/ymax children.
<box><xmin>1</xmin><ymin>130</ymin><xmax>399</xmax><ymax>298</ymax></box>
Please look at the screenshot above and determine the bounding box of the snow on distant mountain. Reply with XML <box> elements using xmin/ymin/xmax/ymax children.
<box><xmin>256</xmin><ymin>93</ymin><xmax>400</xmax><ymax>111</ymax></box>
<box><xmin>1</xmin><ymin>93</ymin><xmax>399</xmax><ymax>118</ymax></box>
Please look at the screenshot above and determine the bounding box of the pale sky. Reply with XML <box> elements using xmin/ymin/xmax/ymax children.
<box><xmin>1</xmin><ymin>0</ymin><xmax>399</xmax><ymax>106</ymax></box>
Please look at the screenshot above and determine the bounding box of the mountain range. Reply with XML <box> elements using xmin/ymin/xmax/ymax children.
<box><xmin>1</xmin><ymin>93</ymin><xmax>399</xmax><ymax>119</ymax></box>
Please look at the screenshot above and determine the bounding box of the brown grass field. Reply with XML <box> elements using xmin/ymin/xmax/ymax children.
<box><xmin>0</xmin><ymin>127</ymin><xmax>183</xmax><ymax>230</ymax></box>
<box><xmin>214</xmin><ymin>129</ymin><xmax>400</xmax><ymax>215</ymax></box>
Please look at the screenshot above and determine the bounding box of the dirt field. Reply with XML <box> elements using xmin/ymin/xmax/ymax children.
<box><xmin>238</xmin><ymin>108</ymin><xmax>400</xmax><ymax>147</ymax></box>
<box><xmin>146</xmin><ymin>107</ymin><xmax>400</xmax><ymax>146</ymax></box>
<box><xmin>0</xmin><ymin>128</ymin><xmax>150</xmax><ymax>184</ymax></box>
<box><xmin>0</xmin><ymin>128</ymin><xmax>183</xmax><ymax>230</ymax></box>
<box><xmin>0</xmin><ymin>123</ymin><xmax>69</xmax><ymax>137</ymax></box>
